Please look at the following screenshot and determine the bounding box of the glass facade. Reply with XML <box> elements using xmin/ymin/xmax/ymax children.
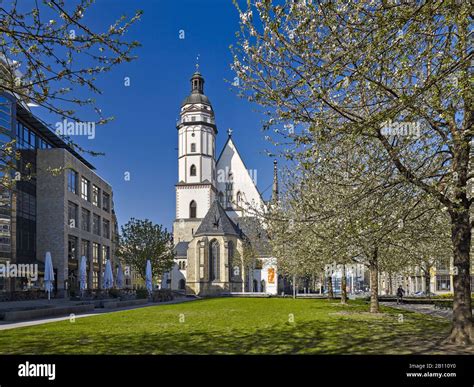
<box><xmin>16</xmin><ymin>121</ymin><xmax>52</xmax><ymax>150</ymax></box>
<box><xmin>0</xmin><ymin>94</ymin><xmax>13</xmax><ymax>261</ymax></box>
<box><xmin>0</xmin><ymin>191</ymin><xmax>12</xmax><ymax>257</ymax></box>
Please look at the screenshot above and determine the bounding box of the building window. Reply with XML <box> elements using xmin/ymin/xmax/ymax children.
<box><xmin>190</xmin><ymin>143</ymin><xmax>196</xmax><ymax>152</ymax></box>
<box><xmin>236</xmin><ymin>191</ymin><xmax>242</xmax><ymax>207</ymax></box>
<box><xmin>190</xmin><ymin>164</ymin><xmax>196</xmax><ymax>176</ymax></box>
<box><xmin>17</xmin><ymin>229</ymin><xmax>35</xmax><ymax>252</ymax></box>
<box><xmin>81</xmin><ymin>208</ymin><xmax>91</xmax><ymax>232</ymax></box>
<box><xmin>81</xmin><ymin>239</ymin><xmax>90</xmax><ymax>260</ymax></box>
<box><xmin>93</xmin><ymin>214</ymin><xmax>101</xmax><ymax>235</ymax></box>
<box><xmin>209</xmin><ymin>239</ymin><xmax>220</xmax><ymax>281</ymax></box>
<box><xmin>81</xmin><ymin>177</ymin><xmax>90</xmax><ymax>201</ymax></box>
<box><xmin>102</xmin><ymin>245</ymin><xmax>110</xmax><ymax>267</ymax></box>
<box><xmin>17</xmin><ymin>191</ymin><xmax>36</xmax><ymax>221</ymax></box>
<box><xmin>103</xmin><ymin>219</ymin><xmax>110</xmax><ymax>239</ymax></box>
<box><xmin>102</xmin><ymin>192</ymin><xmax>110</xmax><ymax>212</ymax></box>
<box><xmin>92</xmin><ymin>271</ymin><xmax>98</xmax><ymax>289</ymax></box>
<box><xmin>436</xmin><ymin>275</ymin><xmax>451</xmax><ymax>291</ymax></box>
<box><xmin>92</xmin><ymin>242</ymin><xmax>100</xmax><ymax>264</ymax></box>
<box><xmin>189</xmin><ymin>201</ymin><xmax>197</xmax><ymax>219</ymax></box>
<box><xmin>92</xmin><ymin>185</ymin><xmax>100</xmax><ymax>207</ymax></box>
<box><xmin>68</xmin><ymin>201</ymin><xmax>78</xmax><ymax>228</ymax></box>
<box><xmin>437</xmin><ymin>258</ymin><xmax>450</xmax><ymax>271</ymax></box>
<box><xmin>68</xmin><ymin>236</ymin><xmax>78</xmax><ymax>260</ymax></box>
<box><xmin>225</xmin><ymin>174</ymin><xmax>233</xmax><ymax>208</ymax></box>
<box><xmin>67</xmin><ymin>170</ymin><xmax>78</xmax><ymax>194</ymax></box>
<box><xmin>228</xmin><ymin>241</ymin><xmax>234</xmax><ymax>281</ymax></box>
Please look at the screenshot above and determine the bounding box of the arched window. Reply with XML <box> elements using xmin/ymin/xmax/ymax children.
<box><xmin>190</xmin><ymin>164</ymin><xmax>196</xmax><ymax>176</ymax></box>
<box><xmin>225</xmin><ymin>172</ymin><xmax>233</xmax><ymax>208</ymax></box>
<box><xmin>179</xmin><ymin>279</ymin><xmax>186</xmax><ymax>290</ymax></box>
<box><xmin>236</xmin><ymin>191</ymin><xmax>242</xmax><ymax>206</ymax></box>
<box><xmin>261</xmin><ymin>280</ymin><xmax>266</xmax><ymax>293</ymax></box>
<box><xmin>189</xmin><ymin>201</ymin><xmax>197</xmax><ymax>218</ymax></box>
<box><xmin>228</xmin><ymin>241</ymin><xmax>234</xmax><ymax>281</ymax></box>
<box><xmin>209</xmin><ymin>239</ymin><xmax>220</xmax><ymax>281</ymax></box>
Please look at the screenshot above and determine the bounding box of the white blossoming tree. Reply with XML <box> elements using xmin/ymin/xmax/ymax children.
<box><xmin>232</xmin><ymin>0</ymin><xmax>473</xmax><ymax>344</ymax></box>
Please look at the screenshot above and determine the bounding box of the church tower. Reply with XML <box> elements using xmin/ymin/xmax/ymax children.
<box><xmin>173</xmin><ymin>69</ymin><xmax>217</xmax><ymax>242</ymax></box>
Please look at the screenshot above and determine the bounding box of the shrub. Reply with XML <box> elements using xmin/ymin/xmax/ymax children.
<box><xmin>108</xmin><ymin>288</ymin><xmax>121</xmax><ymax>298</ymax></box>
<box><xmin>135</xmin><ymin>288</ymin><xmax>149</xmax><ymax>299</ymax></box>
<box><xmin>434</xmin><ymin>300</ymin><xmax>452</xmax><ymax>309</ymax></box>
<box><xmin>433</xmin><ymin>293</ymin><xmax>453</xmax><ymax>299</ymax></box>
<box><xmin>151</xmin><ymin>289</ymin><xmax>174</xmax><ymax>303</ymax></box>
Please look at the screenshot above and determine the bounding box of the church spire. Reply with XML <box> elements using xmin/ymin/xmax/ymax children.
<box><xmin>272</xmin><ymin>159</ymin><xmax>279</xmax><ymax>202</ymax></box>
<box><xmin>191</xmin><ymin>70</ymin><xmax>204</xmax><ymax>94</ymax></box>
<box><xmin>191</xmin><ymin>55</ymin><xmax>204</xmax><ymax>95</ymax></box>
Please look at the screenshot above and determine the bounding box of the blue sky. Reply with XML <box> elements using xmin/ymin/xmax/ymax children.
<box><xmin>30</xmin><ymin>0</ymin><xmax>275</xmax><ymax>230</ymax></box>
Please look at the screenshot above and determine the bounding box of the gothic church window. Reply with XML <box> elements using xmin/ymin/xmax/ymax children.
<box><xmin>228</xmin><ymin>241</ymin><xmax>234</xmax><ymax>281</ymax></box>
<box><xmin>190</xmin><ymin>164</ymin><xmax>196</xmax><ymax>176</ymax></box>
<box><xmin>225</xmin><ymin>172</ymin><xmax>233</xmax><ymax>208</ymax></box>
<box><xmin>210</xmin><ymin>239</ymin><xmax>220</xmax><ymax>281</ymax></box>
<box><xmin>189</xmin><ymin>201</ymin><xmax>197</xmax><ymax>218</ymax></box>
<box><xmin>236</xmin><ymin>191</ymin><xmax>242</xmax><ymax>207</ymax></box>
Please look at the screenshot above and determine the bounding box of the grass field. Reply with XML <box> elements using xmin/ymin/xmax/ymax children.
<box><xmin>0</xmin><ymin>298</ymin><xmax>466</xmax><ymax>355</ymax></box>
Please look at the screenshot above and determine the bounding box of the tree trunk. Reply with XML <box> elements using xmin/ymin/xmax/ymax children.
<box><xmin>447</xmin><ymin>209</ymin><xmax>473</xmax><ymax>344</ymax></box>
<box><xmin>369</xmin><ymin>248</ymin><xmax>379</xmax><ymax>313</ymax></box>
<box><xmin>424</xmin><ymin>269</ymin><xmax>431</xmax><ymax>295</ymax></box>
<box><xmin>292</xmin><ymin>274</ymin><xmax>296</xmax><ymax>299</ymax></box>
<box><xmin>327</xmin><ymin>275</ymin><xmax>334</xmax><ymax>299</ymax></box>
<box><xmin>388</xmin><ymin>272</ymin><xmax>393</xmax><ymax>295</ymax></box>
<box><xmin>341</xmin><ymin>264</ymin><xmax>347</xmax><ymax>304</ymax></box>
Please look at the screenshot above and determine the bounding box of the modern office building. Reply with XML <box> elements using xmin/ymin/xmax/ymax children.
<box><xmin>0</xmin><ymin>92</ymin><xmax>118</xmax><ymax>297</ymax></box>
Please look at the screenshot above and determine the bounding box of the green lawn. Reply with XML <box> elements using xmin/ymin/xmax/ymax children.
<box><xmin>0</xmin><ymin>298</ymin><xmax>464</xmax><ymax>354</ymax></box>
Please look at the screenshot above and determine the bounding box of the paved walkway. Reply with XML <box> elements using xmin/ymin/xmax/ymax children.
<box><xmin>380</xmin><ymin>302</ymin><xmax>453</xmax><ymax>319</ymax></box>
<box><xmin>0</xmin><ymin>297</ymin><xmax>199</xmax><ymax>331</ymax></box>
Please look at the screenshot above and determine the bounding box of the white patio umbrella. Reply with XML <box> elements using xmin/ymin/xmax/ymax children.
<box><xmin>79</xmin><ymin>256</ymin><xmax>87</xmax><ymax>297</ymax></box>
<box><xmin>44</xmin><ymin>252</ymin><xmax>55</xmax><ymax>300</ymax></box>
<box><xmin>145</xmin><ymin>260</ymin><xmax>153</xmax><ymax>294</ymax></box>
<box><xmin>116</xmin><ymin>264</ymin><xmax>124</xmax><ymax>289</ymax></box>
<box><xmin>103</xmin><ymin>259</ymin><xmax>114</xmax><ymax>289</ymax></box>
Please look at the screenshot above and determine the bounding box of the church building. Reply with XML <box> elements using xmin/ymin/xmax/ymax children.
<box><xmin>165</xmin><ymin>69</ymin><xmax>278</xmax><ymax>296</ymax></box>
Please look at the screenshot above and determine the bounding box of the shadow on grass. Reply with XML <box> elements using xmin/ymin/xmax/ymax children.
<box><xmin>0</xmin><ymin>310</ymin><xmax>460</xmax><ymax>355</ymax></box>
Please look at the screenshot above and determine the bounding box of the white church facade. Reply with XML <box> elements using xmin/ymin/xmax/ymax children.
<box><xmin>164</xmin><ymin>69</ymin><xmax>278</xmax><ymax>296</ymax></box>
